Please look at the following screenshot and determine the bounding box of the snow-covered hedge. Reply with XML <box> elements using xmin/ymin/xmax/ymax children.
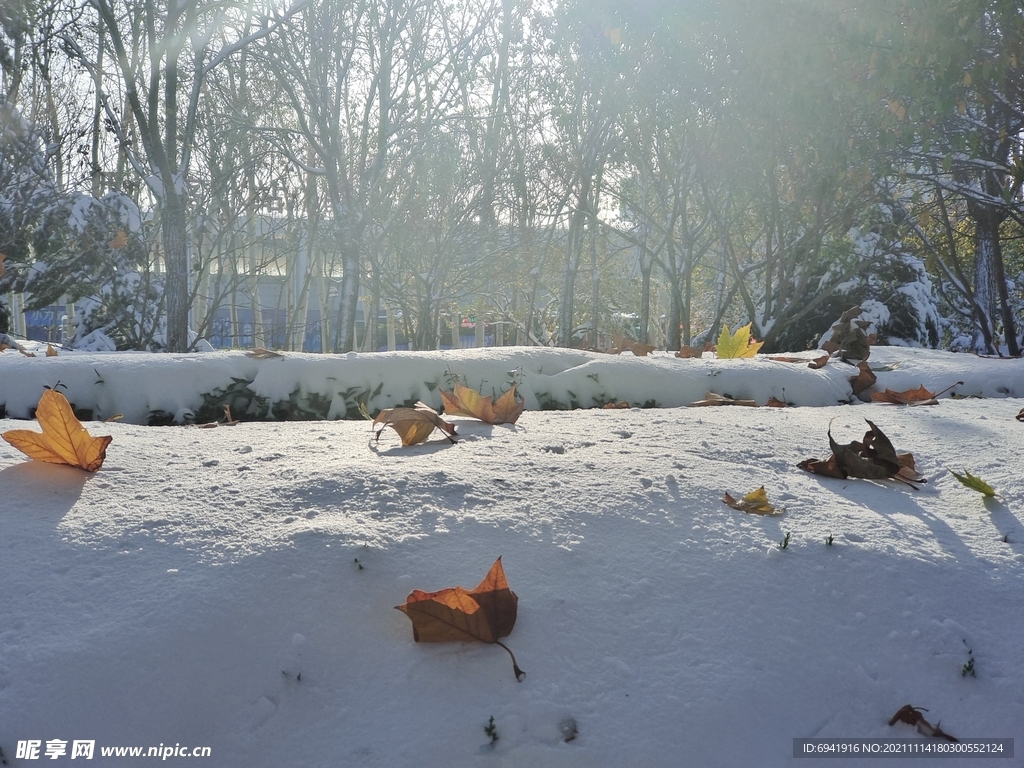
<box><xmin>1</xmin><ymin>346</ymin><xmax>1020</xmax><ymax>425</ymax></box>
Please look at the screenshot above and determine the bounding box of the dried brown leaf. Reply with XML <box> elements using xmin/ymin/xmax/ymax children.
<box><xmin>850</xmin><ymin>361</ymin><xmax>876</xmax><ymax>396</ymax></box>
<box><xmin>800</xmin><ymin>420</ymin><xmax>924</xmax><ymax>486</ymax></box>
<box><xmin>766</xmin><ymin>396</ymin><xmax>788</xmax><ymax>408</ymax></box>
<box><xmin>396</xmin><ymin>558</ymin><xmax>524</xmax><ymax>681</ymax></box>
<box><xmin>442</xmin><ymin>382</ymin><xmax>524</xmax><ymax>424</ymax></box>
<box><xmin>797</xmin><ymin>455</ymin><xmax>846</xmax><ymax>479</ymax></box>
<box><xmin>808</xmin><ymin>354</ymin><xmax>830</xmax><ymax>369</ymax></box>
<box><xmin>675</xmin><ymin>345</ymin><xmax>704</xmax><ymax>359</ymax></box>
<box><xmin>491</xmin><ymin>385</ymin><xmax>526</xmax><ymax>424</ymax></box>
<box><xmin>870</xmin><ymin>381</ymin><xmax>963</xmax><ymax>405</ymax></box>
<box><xmin>611</xmin><ymin>333</ymin><xmax>655</xmax><ymax>356</ymax></box>
<box><xmin>442</xmin><ymin>382</ymin><xmax>495</xmax><ymax>422</ymax></box>
<box><xmin>690</xmin><ymin>392</ymin><xmax>759</xmax><ymax>407</ymax></box>
<box><xmin>373</xmin><ymin>402</ymin><xmax>457</xmax><ymax>446</ymax></box>
<box><xmin>888</xmin><ymin>705</ymin><xmax>958</xmax><ymax>742</ymax></box>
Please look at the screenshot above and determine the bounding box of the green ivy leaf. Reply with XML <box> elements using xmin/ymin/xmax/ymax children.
<box><xmin>949</xmin><ymin>468</ymin><xmax>997</xmax><ymax>498</ymax></box>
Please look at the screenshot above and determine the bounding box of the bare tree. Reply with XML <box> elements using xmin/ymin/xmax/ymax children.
<box><xmin>60</xmin><ymin>0</ymin><xmax>305</xmax><ymax>351</ymax></box>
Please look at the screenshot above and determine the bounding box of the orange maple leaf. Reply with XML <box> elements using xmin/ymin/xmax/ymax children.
<box><xmin>2</xmin><ymin>389</ymin><xmax>112</xmax><ymax>471</ymax></box>
<box><xmin>396</xmin><ymin>557</ymin><xmax>524</xmax><ymax>680</ymax></box>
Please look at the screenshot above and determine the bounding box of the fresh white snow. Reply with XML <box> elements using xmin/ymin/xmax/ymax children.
<box><xmin>1</xmin><ymin>347</ymin><xmax>1022</xmax><ymax>766</ymax></box>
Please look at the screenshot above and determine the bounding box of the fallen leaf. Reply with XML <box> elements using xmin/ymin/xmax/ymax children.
<box><xmin>888</xmin><ymin>704</ymin><xmax>958</xmax><ymax>742</ymax></box>
<box><xmin>715</xmin><ymin>323</ymin><xmax>763</xmax><ymax>358</ymax></box>
<box><xmin>675</xmin><ymin>345</ymin><xmax>703</xmax><ymax>359</ymax></box>
<box><xmin>441</xmin><ymin>382</ymin><xmax>524</xmax><ymax>424</ymax></box>
<box><xmin>870</xmin><ymin>381</ymin><xmax>962</xmax><ymax>405</ymax></box>
<box><xmin>244</xmin><ymin>347</ymin><xmax>283</xmax><ymax>359</ymax></box>
<box><xmin>799</xmin><ymin>419</ymin><xmax>924</xmax><ymax>487</ymax></box>
<box><xmin>396</xmin><ymin>557</ymin><xmax>524</xmax><ymax>681</ymax></box>
<box><xmin>723</xmin><ymin>486</ymin><xmax>781</xmax><ymax>515</ymax></box>
<box><xmin>2</xmin><ymin>389</ymin><xmax>112</xmax><ymax>472</ymax></box>
<box><xmin>46</xmin><ymin>343</ymin><xmax>58</xmax><ymax>357</ymax></box>
<box><xmin>766</xmin><ymin>396</ymin><xmax>788</xmax><ymax>407</ymax></box>
<box><xmin>18</xmin><ymin>345</ymin><xmax>36</xmax><ymax>357</ymax></box>
<box><xmin>1017</xmin><ymin>407</ymin><xmax>1024</xmax><ymax>423</ymax></box>
<box><xmin>373</xmin><ymin>402</ymin><xmax>457</xmax><ymax>446</ymax></box>
<box><xmin>491</xmin><ymin>385</ymin><xmax>526</xmax><ymax>424</ymax></box>
<box><xmin>690</xmin><ymin>391</ymin><xmax>759</xmax><ymax>407</ymax></box>
<box><xmin>949</xmin><ymin>468</ymin><xmax>997</xmax><ymax>497</ymax></box>
<box><xmin>850</xmin><ymin>361</ymin><xmax>876</xmax><ymax>396</ymax></box>
<box><xmin>766</xmin><ymin>356</ymin><xmax>807</xmax><ymax>363</ymax></box>
<box><xmin>807</xmin><ymin>354</ymin><xmax>830</xmax><ymax>369</ymax></box>
<box><xmin>441</xmin><ymin>382</ymin><xmax>494</xmax><ymax>422</ymax></box>
<box><xmin>602</xmin><ymin>401</ymin><xmax>630</xmax><ymax>409</ymax></box>
<box><xmin>611</xmin><ymin>333</ymin><xmax>655</xmax><ymax>357</ymax></box>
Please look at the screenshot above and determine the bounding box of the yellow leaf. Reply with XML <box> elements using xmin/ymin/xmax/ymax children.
<box><xmin>716</xmin><ymin>323</ymin><xmax>764</xmax><ymax>358</ymax></box>
<box><xmin>442</xmin><ymin>381</ymin><xmax>524</xmax><ymax>424</ymax></box>
<box><xmin>2</xmin><ymin>389</ymin><xmax>112</xmax><ymax>471</ymax></box>
<box><xmin>723</xmin><ymin>486</ymin><xmax>781</xmax><ymax>516</ymax></box>
<box><xmin>962</xmin><ymin>71</ymin><xmax>972</xmax><ymax>87</ymax></box>
<box><xmin>109</xmin><ymin>229</ymin><xmax>128</xmax><ymax>249</ymax></box>
<box><xmin>450</xmin><ymin>382</ymin><xmax>495</xmax><ymax>422</ymax></box>
<box><xmin>46</xmin><ymin>343</ymin><xmax>58</xmax><ymax>357</ymax></box>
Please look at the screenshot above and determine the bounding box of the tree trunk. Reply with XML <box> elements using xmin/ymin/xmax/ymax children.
<box><xmin>970</xmin><ymin>211</ymin><xmax>1001</xmax><ymax>355</ymax></box>
<box><xmin>558</xmin><ymin>205</ymin><xmax>587</xmax><ymax>346</ymax></box>
<box><xmin>639</xmin><ymin>262</ymin><xmax>652</xmax><ymax>345</ymax></box>
<box><xmin>162</xmin><ymin>190</ymin><xmax>190</xmax><ymax>352</ymax></box>
<box><xmin>334</xmin><ymin>228</ymin><xmax>361</xmax><ymax>353</ymax></box>
<box><xmin>667</xmin><ymin>282</ymin><xmax>683</xmax><ymax>351</ymax></box>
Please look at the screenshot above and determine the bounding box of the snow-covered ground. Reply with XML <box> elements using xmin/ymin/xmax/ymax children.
<box><xmin>1</xmin><ymin>347</ymin><xmax>1023</xmax><ymax>766</ymax></box>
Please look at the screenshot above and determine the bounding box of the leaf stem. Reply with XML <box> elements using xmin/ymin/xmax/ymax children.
<box><xmin>495</xmin><ymin>640</ymin><xmax>525</xmax><ymax>681</ymax></box>
<box><xmin>934</xmin><ymin>380</ymin><xmax>965</xmax><ymax>399</ymax></box>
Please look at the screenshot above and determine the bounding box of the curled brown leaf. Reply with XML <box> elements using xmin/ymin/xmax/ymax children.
<box><xmin>373</xmin><ymin>402</ymin><xmax>457</xmax><ymax>446</ymax></box>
